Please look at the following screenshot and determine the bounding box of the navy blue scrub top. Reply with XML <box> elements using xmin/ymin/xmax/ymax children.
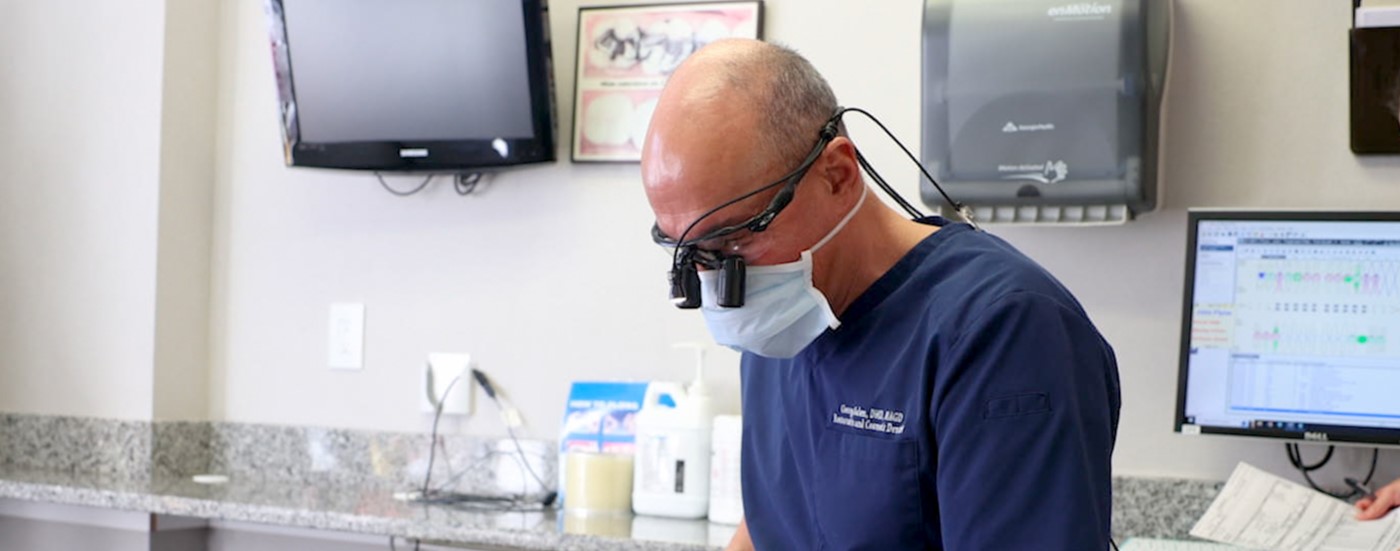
<box><xmin>740</xmin><ymin>219</ymin><xmax>1121</xmax><ymax>550</ymax></box>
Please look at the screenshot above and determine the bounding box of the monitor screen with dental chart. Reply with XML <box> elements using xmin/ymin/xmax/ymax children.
<box><xmin>1176</xmin><ymin>210</ymin><xmax>1400</xmax><ymax>447</ymax></box>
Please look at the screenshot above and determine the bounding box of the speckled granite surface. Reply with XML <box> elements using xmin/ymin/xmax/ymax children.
<box><xmin>1112</xmin><ymin>476</ymin><xmax>1222</xmax><ymax>541</ymax></box>
<box><xmin>2</xmin><ymin>413</ymin><xmax>555</xmax><ymax>499</ymax></box>
<box><xmin>0</xmin><ymin>465</ymin><xmax>732</xmax><ymax>550</ymax></box>
<box><xmin>0</xmin><ymin>414</ymin><xmax>718</xmax><ymax>550</ymax></box>
<box><xmin>0</xmin><ymin>413</ymin><xmax>1220</xmax><ymax>548</ymax></box>
<box><xmin>196</xmin><ymin>421</ymin><xmax>556</xmax><ymax>497</ymax></box>
<box><xmin>0</xmin><ymin>414</ymin><xmax>152</xmax><ymax>482</ymax></box>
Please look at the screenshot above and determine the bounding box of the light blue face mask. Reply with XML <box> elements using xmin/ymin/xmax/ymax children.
<box><xmin>697</xmin><ymin>187</ymin><xmax>868</xmax><ymax>358</ymax></box>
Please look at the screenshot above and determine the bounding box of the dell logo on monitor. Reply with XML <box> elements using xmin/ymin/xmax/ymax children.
<box><xmin>1303</xmin><ymin>432</ymin><xmax>1329</xmax><ymax>442</ymax></box>
<box><xmin>399</xmin><ymin>148</ymin><xmax>429</xmax><ymax>158</ymax></box>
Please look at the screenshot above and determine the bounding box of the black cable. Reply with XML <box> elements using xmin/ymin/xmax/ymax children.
<box><xmin>1358</xmin><ymin>447</ymin><xmax>1380</xmax><ymax>487</ymax></box>
<box><xmin>400</xmin><ymin>369</ymin><xmax>551</xmax><ymax>548</ymax></box>
<box><xmin>856</xmin><ymin>152</ymin><xmax>919</xmax><ymax>218</ymax></box>
<box><xmin>667</xmin><ymin>133</ymin><xmax>831</xmax><ymax>270</ymax></box>
<box><xmin>454</xmin><ymin>172</ymin><xmax>484</xmax><ymax>195</ymax></box>
<box><xmin>421</xmin><ymin>374</ymin><xmax>464</xmax><ymax>496</ymax></box>
<box><xmin>1284</xmin><ymin>444</ymin><xmax>1380</xmax><ymax>500</ymax></box>
<box><xmin>388</xmin><ymin>535</ymin><xmax>423</xmax><ymax>551</ymax></box>
<box><xmin>1286</xmin><ymin>442</ymin><xmax>1334</xmax><ymax>471</ymax></box>
<box><xmin>854</xmin><ymin>148</ymin><xmax>924</xmax><ymax>219</ymax></box>
<box><xmin>426</xmin><ymin>415</ymin><xmax>550</xmax><ymax>497</ymax></box>
<box><xmin>409</xmin><ymin>368</ymin><xmax>556</xmax><ymax>514</ymax></box>
<box><xmin>1301</xmin><ymin>468</ymin><xmax>1356</xmax><ymax>500</ymax></box>
<box><xmin>1110</xmin><ymin>537</ymin><xmax>1119</xmax><ymax>551</ymax></box>
<box><xmin>665</xmin><ymin>106</ymin><xmax>955</xmax><ymax>273</ymax></box>
<box><xmin>376</xmin><ymin>172</ymin><xmax>435</xmax><ymax>196</ymax></box>
<box><xmin>835</xmin><ymin>106</ymin><xmax>975</xmax><ymax>227</ymax></box>
<box><xmin>472</xmin><ymin>368</ymin><xmax>557</xmax><ymax>506</ymax></box>
<box><xmin>1288</xmin><ymin>444</ymin><xmax>1350</xmax><ymax>498</ymax></box>
<box><xmin>503</xmin><ymin>423</ymin><xmax>552</xmax><ymax>500</ymax></box>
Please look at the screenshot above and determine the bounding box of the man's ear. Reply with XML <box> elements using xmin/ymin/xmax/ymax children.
<box><xmin>819</xmin><ymin>137</ymin><xmax>861</xmax><ymax>197</ymax></box>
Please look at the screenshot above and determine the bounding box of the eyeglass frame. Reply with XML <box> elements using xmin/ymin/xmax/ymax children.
<box><xmin>652</xmin><ymin>115</ymin><xmax>841</xmax><ymax>308</ymax></box>
<box><xmin>650</xmin><ymin>117</ymin><xmax>841</xmax><ymax>260</ymax></box>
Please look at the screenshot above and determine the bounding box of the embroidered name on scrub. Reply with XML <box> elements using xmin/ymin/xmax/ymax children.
<box><xmin>832</xmin><ymin>404</ymin><xmax>906</xmax><ymax>435</ymax></box>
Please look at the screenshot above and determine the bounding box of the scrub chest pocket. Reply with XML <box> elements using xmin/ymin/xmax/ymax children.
<box><xmin>813</xmin><ymin>426</ymin><xmax>925</xmax><ymax>550</ymax></box>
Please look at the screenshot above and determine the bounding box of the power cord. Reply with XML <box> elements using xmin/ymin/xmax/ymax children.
<box><xmin>412</xmin><ymin>369</ymin><xmax>556</xmax><ymax>511</ymax></box>
<box><xmin>454</xmin><ymin>172</ymin><xmax>485</xmax><ymax>195</ymax></box>
<box><xmin>394</xmin><ymin>370</ymin><xmax>471</xmax><ymax>551</ymax></box>
<box><xmin>376</xmin><ymin>172</ymin><xmax>485</xmax><ymax>196</ymax></box>
<box><xmin>420</xmin><ymin>373</ymin><xmax>464</xmax><ymax>496</ymax></box>
<box><xmin>425</xmin><ymin>375</ymin><xmax>552</xmax><ymax>499</ymax></box>
<box><xmin>471</xmin><ymin>368</ymin><xmax>557</xmax><ymax>506</ymax></box>
<box><xmin>1285</xmin><ymin>443</ymin><xmax>1379</xmax><ymax>500</ymax></box>
<box><xmin>401</xmin><ymin>367</ymin><xmax>556</xmax><ymax>523</ymax></box>
<box><xmin>376</xmin><ymin>172</ymin><xmax>436</xmax><ymax>196</ymax></box>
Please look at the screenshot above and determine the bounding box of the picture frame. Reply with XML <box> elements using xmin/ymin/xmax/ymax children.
<box><xmin>571</xmin><ymin>1</ymin><xmax>764</xmax><ymax>163</ymax></box>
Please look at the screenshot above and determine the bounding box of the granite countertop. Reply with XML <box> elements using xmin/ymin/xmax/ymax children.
<box><xmin>0</xmin><ymin>464</ymin><xmax>733</xmax><ymax>551</ymax></box>
<box><xmin>0</xmin><ymin>414</ymin><xmax>1222</xmax><ymax>548</ymax></box>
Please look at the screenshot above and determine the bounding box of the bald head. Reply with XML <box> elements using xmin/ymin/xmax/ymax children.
<box><xmin>642</xmin><ymin>40</ymin><xmax>842</xmax><ymax>248</ymax></box>
<box><xmin>639</xmin><ymin>40</ymin><xmax>933</xmax><ymax>311</ymax></box>
<box><xmin>646</xmin><ymin>40</ymin><xmax>839</xmax><ymax>178</ymax></box>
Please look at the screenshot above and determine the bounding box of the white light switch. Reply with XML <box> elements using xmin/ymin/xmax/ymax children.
<box><xmin>327</xmin><ymin>303</ymin><xmax>365</xmax><ymax>370</ymax></box>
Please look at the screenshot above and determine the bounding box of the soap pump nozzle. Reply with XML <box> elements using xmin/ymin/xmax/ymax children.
<box><xmin>673</xmin><ymin>342</ymin><xmax>708</xmax><ymax>398</ymax></box>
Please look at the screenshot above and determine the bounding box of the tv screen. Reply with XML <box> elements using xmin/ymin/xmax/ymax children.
<box><xmin>1176</xmin><ymin>210</ymin><xmax>1400</xmax><ymax>447</ymax></box>
<box><xmin>265</xmin><ymin>0</ymin><xmax>555</xmax><ymax>171</ymax></box>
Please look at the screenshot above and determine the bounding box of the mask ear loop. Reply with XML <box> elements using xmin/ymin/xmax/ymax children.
<box><xmin>832</xmin><ymin>106</ymin><xmax>979</xmax><ymax>230</ymax></box>
<box><xmin>809</xmin><ymin>185</ymin><xmax>869</xmax><ymax>254</ymax></box>
<box><xmin>793</xmin><ymin>186</ymin><xmax>867</xmax><ymax>333</ymax></box>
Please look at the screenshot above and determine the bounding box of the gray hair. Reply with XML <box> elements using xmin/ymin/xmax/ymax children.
<box><xmin>717</xmin><ymin>43</ymin><xmax>841</xmax><ymax>171</ymax></box>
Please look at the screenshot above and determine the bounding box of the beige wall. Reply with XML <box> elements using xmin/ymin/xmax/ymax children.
<box><xmin>0</xmin><ymin>1</ymin><xmax>167</xmax><ymax>420</ymax></box>
<box><xmin>0</xmin><ymin>0</ymin><xmax>219</xmax><ymax>421</ymax></box>
<box><xmin>1</xmin><ymin>0</ymin><xmax>1396</xmax><ymax>482</ymax></box>
<box><xmin>153</xmin><ymin>0</ymin><xmax>220</xmax><ymax>421</ymax></box>
<box><xmin>209</xmin><ymin>0</ymin><xmax>1400</xmax><ymax>481</ymax></box>
<box><xmin>997</xmin><ymin>0</ymin><xmax>1400</xmax><ymax>478</ymax></box>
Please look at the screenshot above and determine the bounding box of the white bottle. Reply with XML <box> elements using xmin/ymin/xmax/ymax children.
<box><xmin>632</xmin><ymin>344</ymin><xmax>713</xmax><ymax>519</ymax></box>
<box><xmin>708</xmin><ymin>414</ymin><xmax>744</xmax><ymax>524</ymax></box>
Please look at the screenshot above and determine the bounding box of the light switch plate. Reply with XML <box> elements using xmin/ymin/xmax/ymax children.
<box><xmin>327</xmin><ymin>303</ymin><xmax>365</xmax><ymax>370</ymax></box>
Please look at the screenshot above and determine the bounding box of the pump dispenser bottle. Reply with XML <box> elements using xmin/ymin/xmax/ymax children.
<box><xmin>632</xmin><ymin>343</ymin><xmax>713</xmax><ymax>518</ymax></box>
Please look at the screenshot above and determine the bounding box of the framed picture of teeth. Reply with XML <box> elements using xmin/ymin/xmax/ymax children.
<box><xmin>571</xmin><ymin>1</ymin><xmax>763</xmax><ymax>163</ymax></box>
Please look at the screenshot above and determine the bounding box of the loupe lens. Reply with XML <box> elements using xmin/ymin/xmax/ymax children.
<box><xmin>717</xmin><ymin>256</ymin><xmax>745</xmax><ymax>308</ymax></box>
<box><xmin>670</xmin><ymin>265</ymin><xmax>701</xmax><ymax>309</ymax></box>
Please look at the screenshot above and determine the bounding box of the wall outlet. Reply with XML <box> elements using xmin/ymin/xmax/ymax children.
<box><xmin>422</xmin><ymin>353</ymin><xmax>474</xmax><ymax>415</ymax></box>
<box><xmin>327</xmin><ymin>303</ymin><xmax>365</xmax><ymax>370</ymax></box>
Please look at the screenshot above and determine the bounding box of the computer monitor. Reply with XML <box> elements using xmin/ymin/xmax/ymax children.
<box><xmin>1176</xmin><ymin>210</ymin><xmax>1400</xmax><ymax>447</ymax></box>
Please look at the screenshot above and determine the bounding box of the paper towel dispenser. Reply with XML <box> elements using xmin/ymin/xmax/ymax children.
<box><xmin>921</xmin><ymin>0</ymin><xmax>1171</xmax><ymax>224</ymax></box>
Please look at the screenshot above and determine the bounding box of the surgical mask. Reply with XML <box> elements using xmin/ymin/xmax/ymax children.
<box><xmin>697</xmin><ymin>187</ymin><xmax>868</xmax><ymax>358</ymax></box>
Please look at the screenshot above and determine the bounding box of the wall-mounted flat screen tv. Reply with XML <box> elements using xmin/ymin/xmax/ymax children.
<box><xmin>265</xmin><ymin>0</ymin><xmax>556</xmax><ymax>171</ymax></box>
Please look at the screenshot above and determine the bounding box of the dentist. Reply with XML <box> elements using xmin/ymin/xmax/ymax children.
<box><xmin>641</xmin><ymin>39</ymin><xmax>1122</xmax><ymax>550</ymax></box>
